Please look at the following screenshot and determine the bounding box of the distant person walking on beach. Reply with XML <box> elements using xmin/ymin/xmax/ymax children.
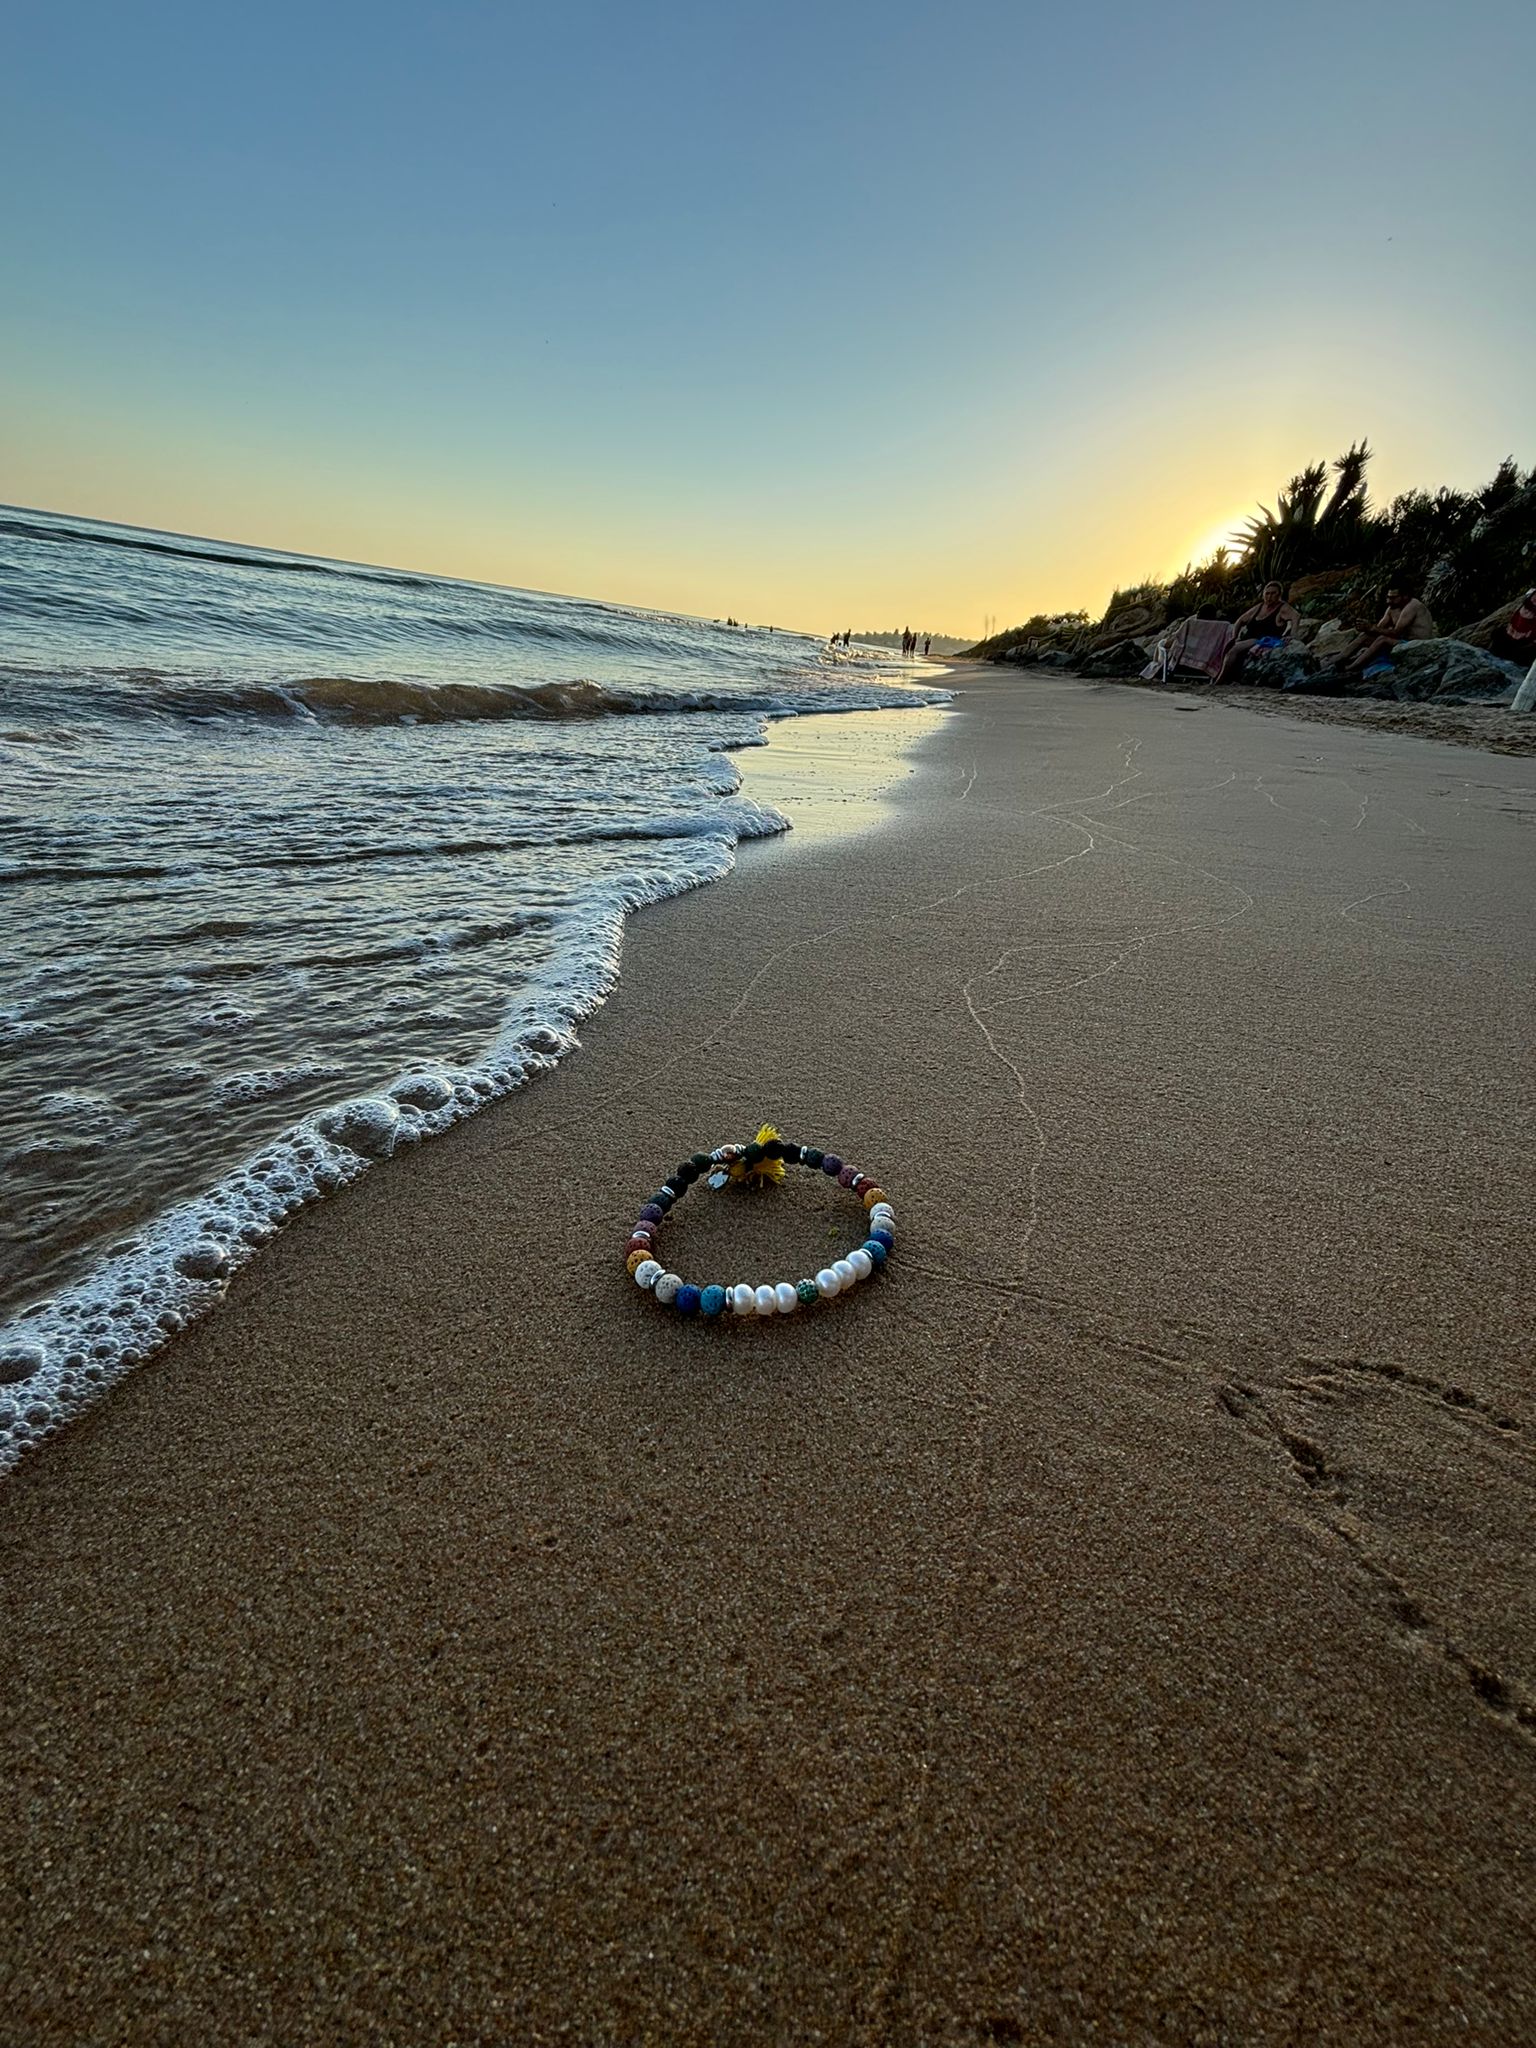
<box><xmin>923</xmin><ymin>636</ymin><xmax>931</xmax><ymax>656</ymax></box>
<box><xmin>1336</xmin><ymin>586</ymin><xmax>1437</xmax><ymax>679</ymax></box>
<box><xmin>1214</xmin><ymin>581</ymin><xmax>1301</xmax><ymax>682</ymax></box>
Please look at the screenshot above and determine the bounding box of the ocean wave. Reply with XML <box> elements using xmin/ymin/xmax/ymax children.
<box><xmin>6</xmin><ymin>668</ymin><xmax>946</xmax><ymax>730</ymax></box>
<box><xmin>0</xmin><ymin>802</ymin><xmax>786</xmax><ymax>890</ymax></box>
<box><xmin>0</xmin><ymin>508</ymin><xmax>442</xmax><ymax>594</ymax></box>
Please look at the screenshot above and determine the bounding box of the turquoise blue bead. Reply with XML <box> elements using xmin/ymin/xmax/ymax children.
<box><xmin>870</xmin><ymin>1228</ymin><xmax>894</xmax><ymax>1251</ymax></box>
<box><xmin>676</xmin><ymin>1284</ymin><xmax>701</xmax><ymax>1315</ymax></box>
<box><xmin>863</xmin><ymin>1239</ymin><xmax>888</xmax><ymax>1266</ymax></box>
<box><xmin>699</xmin><ymin>1285</ymin><xmax>726</xmax><ymax>1317</ymax></box>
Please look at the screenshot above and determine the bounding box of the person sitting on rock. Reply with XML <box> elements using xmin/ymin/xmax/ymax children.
<box><xmin>1214</xmin><ymin>582</ymin><xmax>1301</xmax><ymax>682</ymax></box>
<box><xmin>1337</xmin><ymin>586</ymin><xmax>1437</xmax><ymax>678</ymax></box>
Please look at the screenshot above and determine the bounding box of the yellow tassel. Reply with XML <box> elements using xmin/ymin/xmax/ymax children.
<box><xmin>726</xmin><ymin>1123</ymin><xmax>786</xmax><ymax>1186</ymax></box>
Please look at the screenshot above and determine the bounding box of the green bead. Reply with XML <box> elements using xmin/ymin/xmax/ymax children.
<box><xmin>796</xmin><ymin>1278</ymin><xmax>818</xmax><ymax>1306</ymax></box>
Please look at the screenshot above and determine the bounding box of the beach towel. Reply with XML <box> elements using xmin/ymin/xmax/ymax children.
<box><xmin>1143</xmin><ymin>618</ymin><xmax>1234</xmax><ymax>681</ymax></box>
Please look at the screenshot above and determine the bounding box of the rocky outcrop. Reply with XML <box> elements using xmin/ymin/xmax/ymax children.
<box><xmin>1380</xmin><ymin>639</ymin><xmax>1528</xmax><ymax>703</ymax></box>
<box><xmin>1245</xmin><ymin>644</ymin><xmax>1321</xmax><ymax>690</ymax></box>
<box><xmin>1075</xmin><ymin>638</ymin><xmax>1154</xmax><ymax>678</ymax></box>
<box><xmin>1002</xmin><ymin>645</ymin><xmax>1075</xmax><ymax>669</ymax></box>
<box><xmin>1090</xmin><ymin>601</ymin><xmax>1166</xmax><ymax>649</ymax></box>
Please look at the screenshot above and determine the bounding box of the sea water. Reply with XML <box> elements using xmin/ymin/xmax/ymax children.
<box><xmin>0</xmin><ymin>505</ymin><xmax>947</xmax><ymax>1465</ymax></box>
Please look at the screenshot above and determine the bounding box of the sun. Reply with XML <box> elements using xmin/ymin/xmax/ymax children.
<box><xmin>1179</xmin><ymin>514</ymin><xmax>1248</xmax><ymax>572</ymax></box>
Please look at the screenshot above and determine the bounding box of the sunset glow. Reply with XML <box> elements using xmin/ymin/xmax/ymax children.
<box><xmin>2</xmin><ymin>0</ymin><xmax>1532</xmax><ymax>635</ymax></box>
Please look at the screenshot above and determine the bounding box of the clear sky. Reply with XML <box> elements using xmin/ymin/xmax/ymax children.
<box><xmin>3</xmin><ymin>0</ymin><xmax>1532</xmax><ymax>635</ymax></box>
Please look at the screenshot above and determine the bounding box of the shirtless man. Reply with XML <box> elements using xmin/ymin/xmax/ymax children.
<box><xmin>1214</xmin><ymin>581</ymin><xmax>1302</xmax><ymax>682</ymax></box>
<box><xmin>1339</xmin><ymin>586</ymin><xmax>1436</xmax><ymax>677</ymax></box>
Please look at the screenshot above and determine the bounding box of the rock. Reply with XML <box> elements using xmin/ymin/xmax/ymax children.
<box><xmin>1378</xmin><ymin>638</ymin><xmax>1527</xmax><ymax>703</ymax></box>
<box><xmin>175</xmin><ymin>1239</ymin><xmax>231</xmax><ymax>1282</ymax></box>
<box><xmin>1091</xmin><ymin>601</ymin><xmax>1166</xmax><ymax>648</ymax></box>
<box><xmin>1245</xmin><ymin>644</ymin><xmax>1320</xmax><ymax>690</ymax></box>
<box><xmin>1075</xmin><ymin>639</ymin><xmax>1153</xmax><ymax>678</ymax></box>
<box><xmin>389</xmin><ymin>1072</ymin><xmax>454</xmax><ymax>1112</ymax></box>
<box><xmin>0</xmin><ymin>1341</ymin><xmax>47</xmax><ymax>1384</ymax></box>
<box><xmin>1308</xmin><ymin>618</ymin><xmax>1358</xmax><ymax>664</ymax></box>
<box><xmin>316</xmin><ymin>1096</ymin><xmax>402</xmax><ymax>1159</ymax></box>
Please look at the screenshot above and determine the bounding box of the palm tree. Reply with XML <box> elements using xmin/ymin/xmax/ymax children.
<box><xmin>1236</xmin><ymin>444</ymin><xmax>1374</xmax><ymax>584</ymax></box>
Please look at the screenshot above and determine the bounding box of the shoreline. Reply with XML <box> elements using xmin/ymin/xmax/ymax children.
<box><xmin>6</xmin><ymin>670</ymin><xmax>1534</xmax><ymax>2043</ymax></box>
<box><xmin>0</xmin><ymin>689</ymin><xmax>949</xmax><ymax>1471</ymax></box>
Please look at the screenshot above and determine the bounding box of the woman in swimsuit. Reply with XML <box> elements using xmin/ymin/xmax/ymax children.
<box><xmin>1215</xmin><ymin>581</ymin><xmax>1301</xmax><ymax>682</ymax></box>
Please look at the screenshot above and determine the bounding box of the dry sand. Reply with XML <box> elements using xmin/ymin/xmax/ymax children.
<box><xmin>1213</xmin><ymin>684</ymin><xmax>1536</xmax><ymax>760</ymax></box>
<box><xmin>4</xmin><ymin>669</ymin><xmax>1535</xmax><ymax>2045</ymax></box>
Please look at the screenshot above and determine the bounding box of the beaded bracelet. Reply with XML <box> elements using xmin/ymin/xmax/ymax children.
<box><xmin>624</xmin><ymin>1126</ymin><xmax>895</xmax><ymax>1317</ymax></box>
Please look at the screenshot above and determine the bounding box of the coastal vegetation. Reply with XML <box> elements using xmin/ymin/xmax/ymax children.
<box><xmin>964</xmin><ymin>445</ymin><xmax>1536</xmax><ymax>664</ymax></box>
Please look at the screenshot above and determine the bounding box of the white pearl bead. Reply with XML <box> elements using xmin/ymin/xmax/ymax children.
<box><xmin>832</xmin><ymin>1258</ymin><xmax>856</xmax><ymax>1288</ymax></box>
<box><xmin>815</xmin><ymin>1267</ymin><xmax>841</xmax><ymax>1298</ymax></box>
<box><xmin>774</xmin><ymin>1280</ymin><xmax>798</xmax><ymax>1314</ymax></box>
<box><xmin>731</xmin><ymin>1283</ymin><xmax>756</xmax><ymax>1316</ymax></box>
<box><xmin>848</xmin><ymin>1248</ymin><xmax>873</xmax><ymax>1280</ymax></box>
<box><xmin>654</xmin><ymin>1272</ymin><xmax>682</xmax><ymax>1306</ymax></box>
<box><xmin>634</xmin><ymin>1259</ymin><xmax>663</xmax><ymax>1290</ymax></box>
<box><xmin>754</xmin><ymin>1284</ymin><xmax>777</xmax><ymax>1316</ymax></box>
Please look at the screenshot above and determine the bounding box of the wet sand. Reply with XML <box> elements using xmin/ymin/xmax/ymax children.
<box><xmin>5</xmin><ymin>669</ymin><xmax>1535</xmax><ymax>2045</ymax></box>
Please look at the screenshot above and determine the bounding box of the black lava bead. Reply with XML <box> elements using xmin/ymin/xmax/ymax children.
<box><xmin>743</xmin><ymin>1142</ymin><xmax>765</xmax><ymax>1167</ymax></box>
<box><xmin>763</xmin><ymin>1139</ymin><xmax>784</xmax><ymax>1160</ymax></box>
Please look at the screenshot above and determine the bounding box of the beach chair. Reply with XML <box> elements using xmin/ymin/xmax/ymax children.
<box><xmin>1144</xmin><ymin>618</ymin><xmax>1235</xmax><ymax>681</ymax></box>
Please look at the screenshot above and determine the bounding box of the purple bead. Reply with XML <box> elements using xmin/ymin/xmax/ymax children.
<box><xmin>638</xmin><ymin>1203</ymin><xmax>664</xmax><ymax>1225</ymax></box>
<box><xmin>837</xmin><ymin>1164</ymin><xmax>857</xmax><ymax>1189</ymax></box>
<box><xmin>821</xmin><ymin>1154</ymin><xmax>843</xmax><ymax>1176</ymax></box>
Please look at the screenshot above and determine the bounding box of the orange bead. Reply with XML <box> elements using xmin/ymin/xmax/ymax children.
<box><xmin>626</xmin><ymin>1248</ymin><xmax>652</xmax><ymax>1276</ymax></box>
<box><xmin>862</xmin><ymin>1186</ymin><xmax>887</xmax><ymax>1210</ymax></box>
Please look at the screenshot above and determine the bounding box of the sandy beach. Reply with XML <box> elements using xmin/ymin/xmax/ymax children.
<box><xmin>5</xmin><ymin>668</ymin><xmax>1534</xmax><ymax>2045</ymax></box>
